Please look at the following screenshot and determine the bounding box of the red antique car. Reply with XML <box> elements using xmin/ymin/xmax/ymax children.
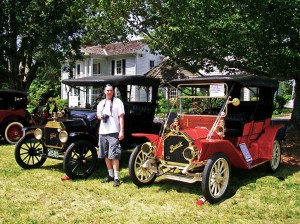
<box><xmin>128</xmin><ymin>74</ymin><xmax>285</xmax><ymax>203</ymax></box>
<box><xmin>0</xmin><ymin>89</ymin><xmax>28</xmax><ymax>144</ymax></box>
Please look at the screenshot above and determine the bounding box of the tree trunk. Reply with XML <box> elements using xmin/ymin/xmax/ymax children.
<box><xmin>7</xmin><ymin>2</ymin><xmax>19</xmax><ymax>90</ymax></box>
<box><xmin>289</xmin><ymin>77</ymin><xmax>300</xmax><ymax>131</ymax></box>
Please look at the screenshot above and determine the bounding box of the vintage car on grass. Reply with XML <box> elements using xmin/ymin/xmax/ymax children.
<box><xmin>0</xmin><ymin>89</ymin><xmax>29</xmax><ymax>144</ymax></box>
<box><xmin>14</xmin><ymin>75</ymin><xmax>161</xmax><ymax>179</ymax></box>
<box><xmin>128</xmin><ymin>74</ymin><xmax>285</xmax><ymax>203</ymax></box>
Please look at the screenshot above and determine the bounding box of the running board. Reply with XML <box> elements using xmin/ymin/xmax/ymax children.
<box><xmin>161</xmin><ymin>173</ymin><xmax>202</xmax><ymax>183</ymax></box>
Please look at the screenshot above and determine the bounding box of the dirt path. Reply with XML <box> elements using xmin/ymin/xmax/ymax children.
<box><xmin>282</xmin><ymin>131</ymin><xmax>300</xmax><ymax>167</ymax></box>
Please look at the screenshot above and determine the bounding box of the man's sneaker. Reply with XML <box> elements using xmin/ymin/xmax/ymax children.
<box><xmin>101</xmin><ymin>176</ymin><xmax>114</xmax><ymax>183</ymax></box>
<box><xmin>113</xmin><ymin>179</ymin><xmax>120</xmax><ymax>187</ymax></box>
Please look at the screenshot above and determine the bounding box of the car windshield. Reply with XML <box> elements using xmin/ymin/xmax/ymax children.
<box><xmin>175</xmin><ymin>83</ymin><xmax>228</xmax><ymax>116</ymax></box>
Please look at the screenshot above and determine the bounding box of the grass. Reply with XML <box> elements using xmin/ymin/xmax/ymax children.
<box><xmin>0</xmin><ymin>143</ymin><xmax>300</xmax><ymax>224</ymax></box>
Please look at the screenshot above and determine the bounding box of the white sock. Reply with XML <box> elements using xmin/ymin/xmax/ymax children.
<box><xmin>114</xmin><ymin>170</ymin><xmax>119</xmax><ymax>180</ymax></box>
<box><xmin>108</xmin><ymin>169</ymin><xmax>114</xmax><ymax>178</ymax></box>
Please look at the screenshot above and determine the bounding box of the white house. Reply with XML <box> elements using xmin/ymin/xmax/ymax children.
<box><xmin>61</xmin><ymin>39</ymin><xmax>163</xmax><ymax>108</ymax></box>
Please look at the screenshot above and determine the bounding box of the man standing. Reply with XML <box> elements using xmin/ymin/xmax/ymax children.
<box><xmin>97</xmin><ymin>84</ymin><xmax>125</xmax><ymax>187</ymax></box>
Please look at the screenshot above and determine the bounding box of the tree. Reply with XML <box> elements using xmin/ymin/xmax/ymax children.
<box><xmin>0</xmin><ymin>0</ymin><xmax>87</xmax><ymax>91</ymax></box>
<box><xmin>87</xmin><ymin>0</ymin><xmax>300</xmax><ymax>129</ymax></box>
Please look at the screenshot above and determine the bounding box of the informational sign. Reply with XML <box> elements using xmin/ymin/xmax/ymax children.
<box><xmin>69</xmin><ymin>96</ymin><xmax>78</xmax><ymax>107</ymax></box>
<box><xmin>209</xmin><ymin>84</ymin><xmax>225</xmax><ymax>97</ymax></box>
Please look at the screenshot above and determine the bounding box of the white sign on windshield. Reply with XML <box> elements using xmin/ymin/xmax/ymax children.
<box><xmin>210</xmin><ymin>84</ymin><xmax>225</xmax><ymax>97</ymax></box>
<box><xmin>69</xmin><ymin>96</ymin><xmax>79</xmax><ymax>107</ymax></box>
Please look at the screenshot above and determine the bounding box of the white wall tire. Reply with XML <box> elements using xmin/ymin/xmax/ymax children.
<box><xmin>4</xmin><ymin>122</ymin><xmax>25</xmax><ymax>144</ymax></box>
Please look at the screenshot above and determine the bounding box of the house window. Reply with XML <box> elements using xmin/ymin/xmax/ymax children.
<box><xmin>77</xmin><ymin>64</ymin><xmax>80</xmax><ymax>75</ymax></box>
<box><xmin>115</xmin><ymin>59</ymin><xmax>126</xmax><ymax>75</ymax></box>
<box><xmin>93</xmin><ymin>63</ymin><xmax>100</xmax><ymax>75</ymax></box>
<box><xmin>116</xmin><ymin>60</ymin><xmax>122</xmax><ymax>74</ymax></box>
<box><xmin>150</xmin><ymin>60</ymin><xmax>155</xmax><ymax>69</ymax></box>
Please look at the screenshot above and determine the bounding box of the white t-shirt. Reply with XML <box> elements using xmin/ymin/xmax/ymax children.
<box><xmin>97</xmin><ymin>97</ymin><xmax>125</xmax><ymax>134</ymax></box>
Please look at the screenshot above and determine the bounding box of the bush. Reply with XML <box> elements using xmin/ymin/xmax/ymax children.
<box><xmin>47</xmin><ymin>97</ymin><xmax>68</xmax><ymax>111</ymax></box>
<box><xmin>274</xmin><ymin>95</ymin><xmax>288</xmax><ymax>114</ymax></box>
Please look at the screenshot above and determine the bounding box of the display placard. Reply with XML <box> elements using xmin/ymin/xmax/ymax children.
<box><xmin>210</xmin><ymin>84</ymin><xmax>225</xmax><ymax>97</ymax></box>
<box><xmin>239</xmin><ymin>143</ymin><xmax>253</xmax><ymax>163</ymax></box>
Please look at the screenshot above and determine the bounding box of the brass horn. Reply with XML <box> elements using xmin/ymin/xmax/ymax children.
<box><xmin>228</xmin><ymin>98</ymin><xmax>240</xmax><ymax>106</ymax></box>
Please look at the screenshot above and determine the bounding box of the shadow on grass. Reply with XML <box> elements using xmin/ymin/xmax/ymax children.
<box><xmin>227</xmin><ymin>163</ymin><xmax>300</xmax><ymax>199</ymax></box>
<box><xmin>16</xmin><ymin>147</ymin><xmax>134</xmax><ymax>182</ymax></box>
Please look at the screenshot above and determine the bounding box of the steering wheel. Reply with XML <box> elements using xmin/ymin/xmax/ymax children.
<box><xmin>191</xmin><ymin>100</ymin><xmax>211</xmax><ymax>114</ymax></box>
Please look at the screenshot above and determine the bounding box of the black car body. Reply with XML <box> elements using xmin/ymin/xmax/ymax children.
<box><xmin>14</xmin><ymin>75</ymin><xmax>161</xmax><ymax>179</ymax></box>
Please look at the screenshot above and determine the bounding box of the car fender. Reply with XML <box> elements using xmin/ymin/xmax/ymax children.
<box><xmin>132</xmin><ymin>133</ymin><xmax>160</xmax><ymax>143</ymax></box>
<box><xmin>68</xmin><ymin>132</ymin><xmax>98</xmax><ymax>146</ymax></box>
<box><xmin>22</xmin><ymin>126</ymin><xmax>37</xmax><ymax>132</ymax></box>
<box><xmin>0</xmin><ymin>116</ymin><xmax>26</xmax><ymax>132</ymax></box>
<box><xmin>257</xmin><ymin>124</ymin><xmax>285</xmax><ymax>159</ymax></box>
<box><xmin>200</xmin><ymin>139</ymin><xmax>250</xmax><ymax>169</ymax></box>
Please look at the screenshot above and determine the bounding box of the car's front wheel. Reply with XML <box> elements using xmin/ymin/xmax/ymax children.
<box><xmin>63</xmin><ymin>140</ymin><xmax>98</xmax><ymax>179</ymax></box>
<box><xmin>14</xmin><ymin>133</ymin><xmax>46</xmax><ymax>169</ymax></box>
<box><xmin>202</xmin><ymin>153</ymin><xmax>231</xmax><ymax>203</ymax></box>
<box><xmin>128</xmin><ymin>144</ymin><xmax>157</xmax><ymax>186</ymax></box>
<box><xmin>266</xmin><ymin>140</ymin><xmax>281</xmax><ymax>172</ymax></box>
<box><xmin>4</xmin><ymin>121</ymin><xmax>25</xmax><ymax>144</ymax></box>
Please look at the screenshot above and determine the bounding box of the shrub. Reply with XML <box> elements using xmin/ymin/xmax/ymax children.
<box><xmin>274</xmin><ymin>95</ymin><xmax>288</xmax><ymax>114</ymax></box>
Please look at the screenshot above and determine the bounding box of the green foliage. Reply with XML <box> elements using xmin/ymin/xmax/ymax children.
<box><xmin>56</xmin><ymin>99</ymin><xmax>68</xmax><ymax>111</ymax></box>
<box><xmin>280</xmin><ymin>80</ymin><xmax>294</xmax><ymax>101</ymax></box>
<box><xmin>156</xmin><ymin>91</ymin><xmax>166</xmax><ymax>114</ymax></box>
<box><xmin>28</xmin><ymin>66</ymin><xmax>61</xmax><ymax>107</ymax></box>
<box><xmin>87</xmin><ymin>0</ymin><xmax>300</xmax><ymax>128</ymax></box>
<box><xmin>0</xmin><ymin>0</ymin><xmax>87</xmax><ymax>90</ymax></box>
<box><xmin>274</xmin><ymin>95</ymin><xmax>289</xmax><ymax>114</ymax></box>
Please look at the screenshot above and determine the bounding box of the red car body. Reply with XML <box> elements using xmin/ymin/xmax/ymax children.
<box><xmin>129</xmin><ymin>74</ymin><xmax>285</xmax><ymax>203</ymax></box>
<box><xmin>0</xmin><ymin>89</ymin><xmax>28</xmax><ymax>144</ymax></box>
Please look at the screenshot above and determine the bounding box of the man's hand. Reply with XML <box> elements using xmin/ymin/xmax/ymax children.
<box><xmin>118</xmin><ymin>131</ymin><xmax>124</xmax><ymax>141</ymax></box>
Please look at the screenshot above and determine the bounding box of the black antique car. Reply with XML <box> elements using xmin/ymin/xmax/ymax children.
<box><xmin>14</xmin><ymin>75</ymin><xmax>161</xmax><ymax>179</ymax></box>
<box><xmin>0</xmin><ymin>89</ymin><xmax>29</xmax><ymax>144</ymax></box>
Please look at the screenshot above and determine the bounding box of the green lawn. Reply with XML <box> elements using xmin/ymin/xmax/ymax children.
<box><xmin>0</xmin><ymin>143</ymin><xmax>299</xmax><ymax>224</ymax></box>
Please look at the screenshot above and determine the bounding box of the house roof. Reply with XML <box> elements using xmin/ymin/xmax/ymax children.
<box><xmin>145</xmin><ymin>59</ymin><xmax>202</xmax><ymax>85</ymax></box>
<box><xmin>81</xmin><ymin>40</ymin><xmax>146</xmax><ymax>56</ymax></box>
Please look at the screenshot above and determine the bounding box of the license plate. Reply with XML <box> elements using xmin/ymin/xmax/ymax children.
<box><xmin>48</xmin><ymin>149</ymin><xmax>59</xmax><ymax>158</ymax></box>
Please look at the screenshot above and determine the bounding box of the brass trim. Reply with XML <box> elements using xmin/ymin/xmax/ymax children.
<box><xmin>162</xmin><ymin>131</ymin><xmax>192</xmax><ymax>162</ymax></box>
<box><xmin>45</xmin><ymin>120</ymin><xmax>66</xmax><ymax>129</ymax></box>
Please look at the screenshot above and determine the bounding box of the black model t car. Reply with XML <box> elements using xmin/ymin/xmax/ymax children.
<box><xmin>14</xmin><ymin>75</ymin><xmax>160</xmax><ymax>179</ymax></box>
<box><xmin>0</xmin><ymin>89</ymin><xmax>29</xmax><ymax>144</ymax></box>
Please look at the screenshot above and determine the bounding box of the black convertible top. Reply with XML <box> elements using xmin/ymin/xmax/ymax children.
<box><xmin>62</xmin><ymin>75</ymin><xmax>161</xmax><ymax>87</ymax></box>
<box><xmin>170</xmin><ymin>74</ymin><xmax>279</xmax><ymax>89</ymax></box>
